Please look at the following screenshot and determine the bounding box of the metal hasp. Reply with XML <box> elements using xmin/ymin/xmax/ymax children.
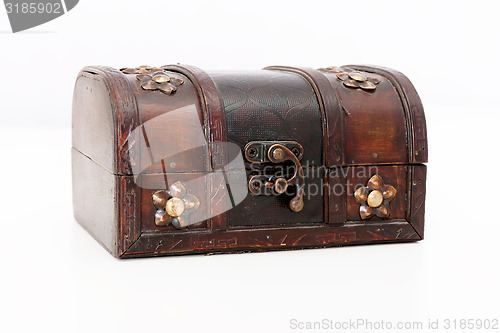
<box><xmin>244</xmin><ymin>141</ymin><xmax>305</xmax><ymax>212</ymax></box>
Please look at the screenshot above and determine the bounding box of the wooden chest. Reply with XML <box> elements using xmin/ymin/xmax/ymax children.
<box><xmin>72</xmin><ymin>64</ymin><xmax>427</xmax><ymax>258</ymax></box>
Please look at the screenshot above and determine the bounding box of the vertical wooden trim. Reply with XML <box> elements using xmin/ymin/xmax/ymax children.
<box><xmin>327</xmin><ymin>167</ymin><xmax>347</xmax><ymax>224</ymax></box>
<box><xmin>162</xmin><ymin>64</ymin><xmax>228</xmax><ymax>229</ymax></box>
<box><xmin>264</xmin><ymin>66</ymin><xmax>345</xmax><ymax>224</ymax></box>
<box><xmin>118</xmin><ymin>176</ymin><xmax>141</xmax><ymax>255</ymax></box>
<box><xmin>264</xmin><ymin>66</ymin><xmax>345</xmax><ymax>166</ymax></box>
<box><xmin>409</xmin><ymin>164</ymin><xmax>427</xmax><ymax>239</ymax></box>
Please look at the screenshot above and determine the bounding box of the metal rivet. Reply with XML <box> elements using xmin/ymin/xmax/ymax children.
<box><xmin>250</xmin><ymin>179</ymin><xmax>261</xmax><ymax>190</ymax></box>
<box><xmin>165</xmin><ymin>197</ymin><xmax>185</xmax><ymax>218</ymax></box>
<box><xmin>247</xmin><ymin>147</ymin><xmax>258</xmax><ymax>158</ymax></box>
<box><xmin>272</xmin><ymin>148</ymin><xmax>285</xmax><ymax>161</ymax></box>
<box><xmin>291</xmin><ymin>147</ymin><xmax>301</xmax><ymax>157</ymax></box>
<box><xmin>367</xmin><ymin>190</ymin><xmax>384</xmax><ymax>208</ymax></box>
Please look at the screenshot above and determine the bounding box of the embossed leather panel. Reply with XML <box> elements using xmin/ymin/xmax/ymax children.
<box><xmin>210</xmin><ymin>71</ymin><xmax>324</xmax><ymax>226</ymax></box>
<box><xmin>209</xmin><ymin>70</ymin><xmax>323</xmax><ymax>166</ymax></box>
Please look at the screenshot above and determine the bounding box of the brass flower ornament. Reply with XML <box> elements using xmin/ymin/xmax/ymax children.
<box><xmin>120</xmin><ymin>65</ymin><xmax>184</xmax><ymax>94</ymax></box>
<box><xmin>354</xmin><ymin>175</ymin><xmax>396</xmax><ymax>219</ymax></box>
<box><xmin>318</xmin><ymin>66</ymin><xmax>381</xmax><ymax>91</ymax></box>
<box><xmin>152</xmin><ymin>181</ymin><xmax>200</xmax><ymax>229</ymax></box>
<box><xmin>120</xmin><ymin>65</ymin><xmax>161</xmax><ymax>75</ymax></box>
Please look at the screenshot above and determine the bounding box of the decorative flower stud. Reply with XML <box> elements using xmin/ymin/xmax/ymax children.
<box><xmin>318</xmin><ymin>66</ymin><xmax>343</xmax><ymax>73</ymax></box>
<box><xmin>120</xmin><ymin>65</ymin><xmax>184</xmax><ymax>94</ymax></box>
<box><xmin>318</xmin><ymin>66</ymin><xmax>381</xmax><ymax>91</ymax></box>
<box><xmin>152</xmin><ymin>181</ymin><xmax>200</xmax><ymax>229</ymax></box>
<box><xmin>354</xmin><ymin>175</ymin><xmax>397</xmax><ymax>219</ymax></box>
<box><xmin>120</xmin><ymin>65</ymin><xmax>161</xmax><ymax>75</ymax></box>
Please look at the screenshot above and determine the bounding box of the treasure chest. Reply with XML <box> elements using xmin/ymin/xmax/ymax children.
<box><xmin>72</xmin><ymin>64</ymin><xmax>427</xmax><ymax>258</ymax></box>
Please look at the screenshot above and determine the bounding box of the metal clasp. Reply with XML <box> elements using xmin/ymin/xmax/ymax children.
<box><xmin>244</xmin><ymin>141</ymin><xmax>305</xmax><ymax>212</ymax></box>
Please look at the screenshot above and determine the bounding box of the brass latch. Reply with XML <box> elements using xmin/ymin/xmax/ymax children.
<box><xmin>244</xmin><ymin>141</ymin><xmax>305</xmax><ymax>212</ymax></box>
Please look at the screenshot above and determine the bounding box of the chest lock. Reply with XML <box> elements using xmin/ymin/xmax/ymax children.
<box><xmin>244</xmin><ymin>141</ymin><xmax>305</xmax><ymax>212</ymax></box>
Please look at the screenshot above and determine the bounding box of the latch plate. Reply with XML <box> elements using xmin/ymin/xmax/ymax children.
<box><xmin>244</xmin><ymin>141</ymin><xmax>305</xmax><ymax>212</ymax></box>
<box><xmin>244</xmin><ymin>141</ymin><xmax>304</xmax><ymax>163</ymax></box>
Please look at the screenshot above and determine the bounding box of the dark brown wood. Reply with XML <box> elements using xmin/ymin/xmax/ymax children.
<box><xmin>139</xmin><ymin>173</ymin><xmax>209</xmax><ymax>232</ymax></box>
<box><xmin>327</xmin><ymin>167</ymin><xmax>347</xmax><ymax>224</ymax></box>
<box><xmin>263</xmin><ymin>66</ymin><xmax>345</xmax><ymax>225</ymax></box>
<box><xmin>72</xmin><ymin>63</ymin><xmax>427</xmax><ymax>258</ymax></box>
<box><xmin>123</xmin><ymin>221</ymin><xmax>420</xmax><ymax>257</ymax></box>
<box><xmin>208</xmin><ymin>70</ymin><xmax>323</xmax><ymax>166</ymax></box>
<box><xmin>162</xmin><ymin>64</ymin><xmax>228</xmax><ymax>170</ymax></box>
<box><xmin>152</xmin><ymin>64</ymin><xmax>229</xmax><ymax>230</ymax></box>
<box><xmin>345</xmin><ymin>165</ymin><xmax>408</xmax><ymax>221</ymax></box>
<box><xmin>345</xmin><ymin>65</ymin><xmax>428</xmax><ymax>164</ymax></box>
<box><xmin>321</xmin><ymin>68</ymin><xmax>409</xmax><ymax>165</ymax></box>
<box><xmin>409</xmin><ymin>164</ymin><xmax>427</xmax><ymax>238</ymax></box>
<box><xmin>264</xmin><ymin>66</ymin><xmax>345</xmax><ymax>166</ymax></box>
<box><xmin>123</xmin><ymin>68</ymin><xmax>208</xmax><ymax>175</ymax></box>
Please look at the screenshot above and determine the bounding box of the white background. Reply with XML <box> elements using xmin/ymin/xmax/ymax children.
<box><xmin>1</xmin><ymin>1</ymin><xmax>499</xmax><ymax>332</ymax></box>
